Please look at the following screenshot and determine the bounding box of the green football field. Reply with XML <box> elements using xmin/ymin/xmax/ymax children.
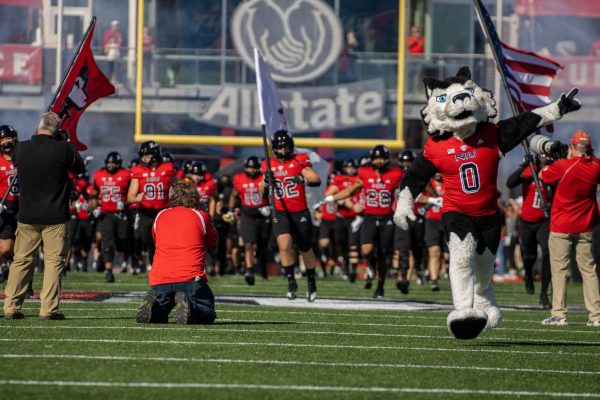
<box><xmin>1</xmin><ymin>272</ymin><xmax>599</xmax><ymax>399</ymax></box>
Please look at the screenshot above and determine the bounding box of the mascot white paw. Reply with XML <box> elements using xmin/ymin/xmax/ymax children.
<box><xmin>393</xmin><ymin>187</ymin><xmax>415</xmax><ymax>230</ymax></box>
<box><xmin>447</xmin><ymin>309</ymin><xmax>488</xmax><ymax>340</ymax></box>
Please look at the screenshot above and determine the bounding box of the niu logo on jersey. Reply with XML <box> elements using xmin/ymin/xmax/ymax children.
<box><xmin>455</xmin><ymin>150</ymin><xmax>477</xmax><ymax>162</ymax></box>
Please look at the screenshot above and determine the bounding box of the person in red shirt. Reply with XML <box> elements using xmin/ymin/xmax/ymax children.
<box><xmin>229</xmin><ymin>156</ymin><xmax>270</xmax><ymax>285</ymax></box>
<box><xmin>92</xmin><ymin>152</ymin><xmax>132</xmax><ymax>282</ymax></box>
<box><xmin>69</xmin><ymin>171</ymin><xmax>94</xmax><ymax>273</ymax></box>
<box><xmin>407</xmin><ymin>26</ymin><xmax>425</xmax><ymax>54</ymax></box>
<box><xmin>136</xmin><ymin>182</ymin><xmax>218</xmax><ymax>325</ymax></box>
<box><xmin>127</xmin><ymin>141</ymin><xmax>175</xmax><ymax>266</ymax></box>
<box><xmin>325</xmin><ymin>145</ymin><xmax>403</xmax><ymax>298</ymax></box>
<box><xmin>261</xmin><ymin>130</ymin><xmax>321</xmax><ymax>301</ymax></box>
<box><xmin>539</xmin><ymin>130</ymin><xmax>600</xmax><ymax>326</ymax></box>
<box><xmin>328</xmin><ymin>159</ymin><xmax>359</xmax><ymax>282</ymax></box>
<box><xmin>506</xmin><ymin>155</ymin><xmax>551</xmax><ymax>308</ymax></box>
<box><xmin>316</xmin><ymin>174</ymin><xmax>339</xmax><ymax>277</ymax></box>
<box><xmin>0</xmin><ymin>125</ymin><xmax>19</xmax><ymax>261</ymax></box>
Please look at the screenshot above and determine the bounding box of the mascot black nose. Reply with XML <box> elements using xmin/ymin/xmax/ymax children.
<box><xmin>452</xmin><ymin>92</ymin><xmax>471</xmax><ymax>103</ymax></box>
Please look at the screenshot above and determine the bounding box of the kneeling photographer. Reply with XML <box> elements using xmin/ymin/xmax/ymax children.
<box><xmin>536</xmin><ymin>130</ymin><xmax>600</xmax><ymax>326</ymax></box>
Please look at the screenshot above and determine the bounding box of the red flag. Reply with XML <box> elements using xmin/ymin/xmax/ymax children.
<box><xmin>48</xmin><ymin>17</ymin><xmax>115</xmax><ymax>151</ymax></box>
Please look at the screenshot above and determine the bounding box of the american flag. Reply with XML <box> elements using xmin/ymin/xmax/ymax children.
<box><xmin>474</xmin><ymin>0</ymin><xmax>563</xmax><ymax>132</ymax></box>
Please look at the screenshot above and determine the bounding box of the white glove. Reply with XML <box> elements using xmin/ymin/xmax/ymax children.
<box><xmin>92</xmin><ymin>208</ymin><xmax>101</xmax><ymax>218</ymax></box>
<box><xmin>393</xmin><ymin>187</ymin><xmax>416</xmax><ymax>230</ymax></box>
<box><xmin>426</xmin><ymin>197</ymin><xmax>443</xmax><ymax>208</ymax></box>
<box><xmin>222</xmin><ymin>211</ymin><xmax>235</xmax><ymax>223</ymax></box>
<box><xmin>323</xmin><ymin>195</ymin><xmax>335</xmax><ymax>203</ymax></box>
<box><xmin>0</xmin><ymin>203</ymin><xmax>5</xmax><ymax>215</ymax></box>
<box><xmin>74</xmin><ymin>200</ymin><xmax>82</xmax><ymax>212</ymax></box>
<box><xmin>258</xmin><ymin>206</ymin><xmax>271</xmax><ymax>217</ymax></box>
<box><xmin>350</xmin><ymin>216</ymin><xmax>363</xmax><ymax>233</ymax></box>
<box><xmin>116</xmin><ymin>201</ymin><xmax>125</xmax><ymax>211</ymax></box>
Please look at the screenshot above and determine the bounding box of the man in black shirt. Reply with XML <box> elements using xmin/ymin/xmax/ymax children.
<box><xmin>3</xmin><ymin>112</ymin><xmax>85</xmax><ymax>320</ymax></box>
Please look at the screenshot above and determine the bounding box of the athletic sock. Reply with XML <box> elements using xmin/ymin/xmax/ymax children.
<box><xmin>283</xmin><ymin>265</ymin><xmax>295</xmax><ymax>281</ymax></box>
<box><xmin>306</xmin><ymin>268</ymin><xmax>316</xmax><ymax>283</ymax></box>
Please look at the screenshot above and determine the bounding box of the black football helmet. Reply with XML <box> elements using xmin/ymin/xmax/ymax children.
<box><xmin>138</xmin><ymin>141</ymin><xmax>161</xmax><ymax>165</ymax></box>
<box><xmin>162</xmin><ymin>152</ymin><xmax>175</xmax><ymax>164</ymax></box>
<box><xmin>342</xmin><ymin>159</ymin><xmax>358</xmax><ymax>175</ymax></box>
<box><xmin>0</xmin><ymin>125</ymin><xmax>18</xmax><ymax>140</ymax></box>
<box><xmin>189</xmin><ymin>161</ymin><xmax>207</xmax><ymax>177</ymax></box>
<box><xmin>181</xmin><ymin>159</ymin><xmax>193</xmax><ymax>175</ymax></box>
<box><xmin>244</xmin><ymin>156</ymin><xmax>261</xmax><ymax>178</ymax></box>
<box><xmin>271</xmin><ymin>130</ymin><xmax>294</xmax><ymax>160</ymax></box>
<box><xmin>359</xmin><ymin>155</ymin><xmax>371</xmax><ymax>167</ymax></box>
<box><xmin>370</xmin><ymin>145</ymin><xmax>390</xmax><ymax>169</ymax></box>
<box><xmin>399</xmin><ymin>150</ymin><xmax>416</xmax><ymax>163</ymax></box>
<box><xmin>104</xmin><ymin>151</ymin><xmax>122</xmax><ymax>173</ymax></box>
<box><xmin>128</xmin><ymin>158</ymin><xmax>140</xmax><ymax>169</ymax></box>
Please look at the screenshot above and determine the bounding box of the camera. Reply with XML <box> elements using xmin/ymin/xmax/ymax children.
<box><xmin>529</xmin><ymin>135</ymin><xmax>568</xmax><ymax>162</ymax></box>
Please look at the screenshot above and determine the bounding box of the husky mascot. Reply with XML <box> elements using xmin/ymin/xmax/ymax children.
<box><xmin>394</xmin><ymin>66</ymin><xmax>580</xmax><ymax>339</ymax></box>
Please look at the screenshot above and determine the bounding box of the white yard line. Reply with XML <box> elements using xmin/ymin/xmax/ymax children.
<box><xmin>1</xmin><ymin>324</ymin><xmax>599</xmax><ymax>344</ymax></box>
<box><xmin>0</xmin><ymin>353</ymin><xmax>598</xmax><ymax>376</ymax></box>
<box><xmin>0</xmin><ymin>379</ymin><xmax>598</xmax><ymax>397</ymax></box>
<box><xmin>0</xmin><ymin>337</ymin><xmax>597</xmax><ymax>357</ymax></box>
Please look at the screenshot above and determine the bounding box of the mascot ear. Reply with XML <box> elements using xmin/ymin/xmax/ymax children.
<box><xmin>455</xmin><ymin>66</ymin><xmax>471</xmax><ymax>81</ymax></box>
<box><xmin>423</xmin><ymin>77</ymin><xmax>442</xmax><ymax>99</ymax></box>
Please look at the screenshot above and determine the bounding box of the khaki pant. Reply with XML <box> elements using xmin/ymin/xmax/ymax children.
<box><xmin>3</xmin><ymin>222</ymin><xmax>69</xmax><ymax>317</ymax></box>
<box><xmin>549</xmin><ymin>231</ymin><xmax>600</xmax><ymax>321</ymax></box>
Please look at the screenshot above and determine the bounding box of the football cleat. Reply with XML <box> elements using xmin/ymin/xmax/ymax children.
<box><xmin>287</xmin><ymin>278</ymin><xmax>298</xmax><ymax>300</ymax></box>
<box><xmin>396</xmin><ymin>280</ymin><xmax>410</xmax><ymax>294</ymax></box>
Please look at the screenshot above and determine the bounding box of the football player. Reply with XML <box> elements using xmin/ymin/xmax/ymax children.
<box><xmin>261</xmin><ymin>130</ymin><xmax>321</xmax><ymax>301</ymax></box>
<box><xmin>186</xmin><ymin>161</ymin><xmax>216</xmax><ymax>216</ymax></box>
<box><xmin>0</xmin><ymin>125</ymin><xmax>19</xmax><ymax>261</ymax></box>
<box><xmin>229</xmin><ymin>156</ymin><xmax>271</xmax><ymax>284</ymax></box>
<box><xmin>92</xmin><ymin>152</ymin><xmax>132</xmax><ymax>282</ymax></box>
<box><xmin>127</xmin><ymin>141</ymin><xmax>175</xmax><ymax>266</ymax></box>
<box><xmin>324</xmin><ymin>145</ymin><xmax>403</xmax><ymax>298</ymax></box>
<box><xmin>69</xmin><ymin>171</ymin><xmax>94</xmax><ymax>273</ymax></box>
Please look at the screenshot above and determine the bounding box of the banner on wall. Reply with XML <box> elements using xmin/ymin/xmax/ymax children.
<box><xmin>0</xmin><ymin>45</ymin><xmax>42</xmax><ymax>84</ymax></box>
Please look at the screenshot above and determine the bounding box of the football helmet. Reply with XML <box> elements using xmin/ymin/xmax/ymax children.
<box><xmin>104</xmin><ymin>151</ymin><xmax>122</xmax><ymax>173</ymax></box>
<box><xmin>271</xmin><ymin>130</ymin><xmax>294</xmax><ymax>160</ymax></box>
<box><xmin>138</xmin><ymin>141</ymin><xmax>161</xmax><ymax>165</ymax></box>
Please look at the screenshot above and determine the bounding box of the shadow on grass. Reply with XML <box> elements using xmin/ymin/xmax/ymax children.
<box><xmin>476</xmin><ymin>340</ymin><xmax>600</xmax><ymax>348</ymax></box>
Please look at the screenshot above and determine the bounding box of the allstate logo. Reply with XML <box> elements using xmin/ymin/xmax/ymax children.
<box><xmin>231</xmin><ymin>0</ymin><xmax>343</xmax><ymax>83</ymax></box>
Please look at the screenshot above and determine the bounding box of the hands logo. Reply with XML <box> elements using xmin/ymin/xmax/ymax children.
<box><xmin>232</xmin><ymin>0</ymin><xmax>343</xmax><ymax>83</ymax></box>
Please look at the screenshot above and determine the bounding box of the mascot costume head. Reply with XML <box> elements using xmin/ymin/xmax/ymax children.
<box><xmin>394</xmin><ymin>66</ymin><xmax>580</xmax><ymax>340</ymax></box>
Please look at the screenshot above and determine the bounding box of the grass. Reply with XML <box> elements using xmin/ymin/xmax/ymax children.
<box><xmin>0</xmin><ymin>272</ymin><xmax>599</xmax><ymax>399</ymax></box>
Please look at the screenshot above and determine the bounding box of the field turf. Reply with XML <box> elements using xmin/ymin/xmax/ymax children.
<box><xmin>1</xmin><ymin>272</ymin><xmax>599</xmax><ymax>399</ymax></box>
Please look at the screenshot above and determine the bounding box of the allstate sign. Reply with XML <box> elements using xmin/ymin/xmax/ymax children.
<box><xmin>231</xmin><ymin>0</ymin><xmax>344</xmax><ymax>83</ymax></box>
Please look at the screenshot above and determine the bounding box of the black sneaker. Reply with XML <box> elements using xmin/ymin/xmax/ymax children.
<box><xmin>539</xmin><ymin>293</ymin><xmax>551</xmax><ymax>310</ymax></box>
<box><xmin>364</xmin><ymin>276</ymin><xmax>372</xmax><ymax>289</ymax></box>
<box><xmin>26</xmin><ymin>282</ymin><xmax>34</xmax><ymax>298</ymax></box>
<box><xmin>136</xmin><ymin>290</ymin><xmax>156</xmax><ymax>323</ymax></box>
<box><xmin>174</xmin><ymin>292</ymin><xmax>191</xmax><ymax>324</ymax></box>
<box><xmin>307</xmin><ymin>280</ymin><xmax>317</xmax><ymax>302</ymax></box>
<box><xmin>244</xmin><ymin>270</ymin><xmax>255</xmax><ymax>286</ymax></box>
<box><xmin>105</xmin><ymin>270</ymin><xmax>115</xmax><ymax>283</ymax></box>
<box><xmin>287</xmin><ymin>278</ymin><xmax>298</xmax><ymax>300</ymax></box>
<box><xmin>525</xmin><ymin>274</ymin><xmax>535</xmax><ymax>295</ymax></box>
<box><xmin>39</xmin><ymin>313</ymin><xmax>65</xmax><ymax>321</ymax></box>
<box><xmin>396</xmin><ymin>280</ymin><xmax>410</xmax><ymax>294</ymax></box>
<box><xmin>4</xmin><ymin>311</ymin><xmax>25</xmax><ymax>320</ymax></box>
<box><xmin>373</xmin><ymin>286</ymin><xmax>384</xmax><ymax>299</ymax></box>
<box><xmin>430</xmin><ymin>279</ymin><xmax>440</xmax><ymax>292</ymax></box>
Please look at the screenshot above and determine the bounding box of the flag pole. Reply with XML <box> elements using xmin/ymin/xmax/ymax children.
<box><xmin>473</xmin><ymin>0</ymin><xmax>549</xmax><ymax>217</ymax></box>
<box><xmin>47</xmin><ymin>16</ymin><xmax>97</xmax><ymax>112</ymax></box>
<box><xmin>261</xmin><ymin>124</ymin><xmax>278</xmax><ymax>223</ymax></box>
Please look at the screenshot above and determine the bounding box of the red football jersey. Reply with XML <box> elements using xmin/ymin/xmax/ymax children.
<box><xmin>132</xmin><ymin>162</ymin><xmax>175</xmax><ymax>210</ymax></box>
<box><xmin>150</xmin><ymin>206</ymin><xmax>218</xmax><ymax>285</ymax></box>
<box><xmin>0</xmin><ymin>157</ymin><xmax>18</xmax><ymax>204</ymax></box>
<box><xmin>425</xmin><ymin>179</ymin><xmax>444</xmax><ymax>221</ymax></box>
<box><xmin>520</xmin><ymin>166</ymin><xmax>547</xmax><ymax>223</ymax></box>
<box><xmin>196</xmin><ymin>178</ymin><xmax>216</xmax><ymax>203</ymax></box>
<box><xmin>93</xmin><ymin>168</ymin><xmax>132</xmax><ymax>213</ymax></box>
<box><xmin>358</xmin><ymin>165</ymin><xmax>403</xmax><ymax>216</ymax></box>
<box><xmin>233</xmin><ymin>172</ymin><xmax>268</xmax><ymax>208</ymax></box>
<box><xmin>423</xmin><ymin>123</ymin><xmax>500</xmax><ymax>217</ymax></box>
<box><xmin>261</xmin><ymin>153</ymin><xmax>311</xmax><ymax>212</ymax></box>
<box><xmin>332</xmin><ymin>174</ymin><xmax>357</xmax><ymax>218</ymax></box>
<box><xmin>540</xmin><ymin>156</ymin><xmax>600</xmax><ymax>233</ymax></box>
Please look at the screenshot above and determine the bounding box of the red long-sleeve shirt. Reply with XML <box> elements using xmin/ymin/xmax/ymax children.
<box><xmin>149</xmin><ymin>206</ymin><xmax>218</xmax><ymax>285</ymax></box>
